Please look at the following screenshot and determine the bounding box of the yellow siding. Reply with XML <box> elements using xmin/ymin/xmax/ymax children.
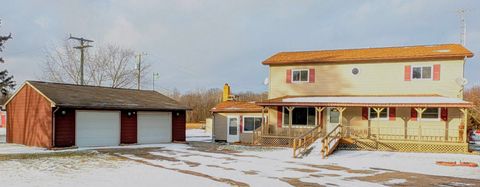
<box><xmin>268</xmin><ymin>59</ymin><xmax>465</xmax><ymax>99</ymax></box>
<box><xmin>266</xmin><ymin>107</ymin><xmax>463</xmax><ymax>138</ymax></box>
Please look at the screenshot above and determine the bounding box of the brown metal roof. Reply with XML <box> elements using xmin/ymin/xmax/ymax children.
<box><xmin>26</xmin><ymin>81</ymin><xmax>189</xmax><ymax>110</ymax></box>
<box><xmin>263</xmin><ymin>44</ymin><xmax>473</xmax><ymax>65</ymax></box>
<box><xmin>211</xmin><ymin>101</ymin><xmax>263</xmax><ymax>113</ymax></box>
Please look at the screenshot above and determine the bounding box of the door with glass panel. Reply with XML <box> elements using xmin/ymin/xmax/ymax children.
<box><xmin>227</xmin><ymin>117</ymin><xmax>239</xmax><ymax>143</ymax></box>
<box><xmin>326</xmin><ymin>107</ymin><xmax>340</xmax><ymax>133</ymax></box>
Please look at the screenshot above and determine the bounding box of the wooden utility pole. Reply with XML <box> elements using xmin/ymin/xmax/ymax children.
<box><xmin>152</xmin><ymin>72</ymin><xmax>159</xmax><ymax>91</ymax></box>
<box><xmin>68</xmin><ymin>34</ymin><xmax>93</xmax><ymax>85</ymax></box>
<box><xmin>136</xmin><ymin>52</ymin><xmax>147</xmax><ymax>90</ymax></box>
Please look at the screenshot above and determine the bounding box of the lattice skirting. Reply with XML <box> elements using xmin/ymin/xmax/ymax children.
<box><xmin>338</xmin><ymin>138</ymin><xmax>469</xmax><ymax>153</ymax></box>
<box><xmin>259</xmin><ymin>137</ymin><xmax>293</xmax><ymax>147</ymax></box>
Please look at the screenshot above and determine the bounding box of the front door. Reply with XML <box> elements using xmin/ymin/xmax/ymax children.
<box><xmin>326</xmin><ymin>107</ymin><xmax>340</xmax><ymax>133</ymax></box>
<box><xmin>227</xmin><ymin>117</ymin><xmax>240</xmax><ymax>143</ymax></box>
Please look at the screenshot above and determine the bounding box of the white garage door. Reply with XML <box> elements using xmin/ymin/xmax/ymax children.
<box><xmin>76</xmin><ymin>111</ymin><xmax>120</xmax><ymax>147</ymax></box>
<box><xmin>137</xmin><ymin>112</ymin><xmax>172</xmax><ymax>144</ymax></box>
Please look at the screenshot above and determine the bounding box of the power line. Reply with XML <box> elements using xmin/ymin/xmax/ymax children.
<box><xmin>68</xmin><ymin>34</ymin><xmax>93</xmax><ymax>85</ymax></box>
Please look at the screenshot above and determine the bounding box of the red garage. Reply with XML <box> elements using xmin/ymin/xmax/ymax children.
<box><xmin>3</xmin><ymin>81</ymin><xmax>189</xmax><ymax>148</ymax></box>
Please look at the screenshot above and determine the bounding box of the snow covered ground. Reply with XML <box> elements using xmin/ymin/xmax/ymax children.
<box><xmin>0</xmin><ymin>129</ymin><xmax>479</xmax><ymax>186</ymax></box>
<box><xmin>186</xmin><ymin>128</ymin><xmax>212</xmax><ymax>142</ymax></box>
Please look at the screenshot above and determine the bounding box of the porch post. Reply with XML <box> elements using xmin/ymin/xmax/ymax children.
<box><xmin>286</xmin><ymin>107</ymin><xmax>295</xmax><ymax>137</ymax></box>
<box><xmin>335</xmin><ymin>107</ymin><xmax>346</xmax><ymax>124</ymax></box>
<box><xmin>315</xmin><ymin>107</ymin><xmax>325</xmax><ymax>132</ymax></box>
<box><xmin>460</xmin><ymin>108</ymin><xmax>469</xmax><ymax>143</ymax></box>
<box><xmin>373</xmin><ymin>108</ymin><xmax>385</xmax><ymax>140</ymax></box>
<box><xmin>261</xmin><ymin>107</ymin><xmax>265</xmax><ymax>134</ymax></box>
<box><xmin>336</xmin><ymin>107</ymin><xmax>346</xmax><ymax>136</ymax></box>
<box><xmin>415</xmin><ymin>108</ymin><xmax>426</xmax><ymax>140</ymax></box>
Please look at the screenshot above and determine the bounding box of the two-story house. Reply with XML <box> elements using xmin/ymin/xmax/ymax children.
<box><xmin>254</xmin><ymin>44</ymin><xmax>474</xmax><ymax>155</ymax></box>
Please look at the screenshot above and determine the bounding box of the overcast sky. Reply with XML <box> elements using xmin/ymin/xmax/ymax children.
<box><xmin>1</xmin><ymin>0</ymin><xmax>479</xmax><ymax>93</ymax></box>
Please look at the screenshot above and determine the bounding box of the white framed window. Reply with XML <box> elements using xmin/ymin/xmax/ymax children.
<box><xmin>368</xmin><ymin>108</ymin><xmax>389</xmax><ymax>120</ymax></box>
<box><xmin>243</xmin><ymin>116</ymin><xmax>264</xmax><ymax>133</ymax></box>
<box><xmin>421</xmin><ymin>108</ymin><xmax>440</xmax><ymax>121</ymax></box>
<box><xmin>292</xmin><ymin>69</ymin><xmax>309</xmax><ymax>83</ymax></box>
<box><xmin>411</xmin><ymin>65</ymin><xmax>433</xmax><ymax>80</ymax></box>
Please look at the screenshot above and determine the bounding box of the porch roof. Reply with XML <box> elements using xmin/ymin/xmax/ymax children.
<box><xmin>256</xmin><ymin>95</ymin><xmax>473</xmax><ymax>108</ymax></box>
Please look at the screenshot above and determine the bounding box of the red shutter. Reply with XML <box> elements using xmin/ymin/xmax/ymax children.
<box><xmin>286</xmin><ymin>69</ymin><xmax>292</xmax><ymax>83</ymax></box>
<box><xmin>239</xmin><ymin>115</ymin><xmax>243</xmax><ymax>133</ymax></box>
<box><xmin>441</xmin><ymin>108</ymin><xmax>448</xmax><ymax>121</ymax></box>
<box><xmin>411</xmin><ymin>108</ymin><xmax>417</xmax><ymax>121</ymax></box>
<box><xmin>362</xmin><ymin>107</ymin><xmax>369</xmax><ymax>120</ymax></box>
<box><xmin>309</xmin><ymin>68</ymin><xmax>315</xmax><ymax>83</ymax></box>
<box><xmin>277</xmin><ymin>106</ymin><xmax>283</xmax><ymax>128</ymax></box>
<box><xmin>433</xmin><ymin>64</ymin><xmax>441</xmax><ymax>81</ymax></box>
<box><xmin>404</xmin><ymin>65</ymin><xmax>411</xmax><ymax>81</ymax></box>
<box><xmin>389</xmin><ymin>107</ymin><xmax>396</xmax><ymax>121</ymax></box>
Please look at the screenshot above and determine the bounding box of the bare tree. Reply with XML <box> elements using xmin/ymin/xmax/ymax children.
<box><xmin>170</xmin><ymin>88</ymin><xmax>267</xmax><ymax>123</ymax></box>
<box><xmin>41</xmin><ymin>41</ymin><xmax>149</xmax><ymax>88</ymax></box>
<box><xmin>465</xmin><ymin>85</ymin><xmax>480</xmax><ymax>128</ymax></box>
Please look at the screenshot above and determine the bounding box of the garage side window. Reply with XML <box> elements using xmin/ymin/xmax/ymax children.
<box><xmin>243</xmin><ymin>117</ymin><xmax>262</xmax><ymax>133</ymax></box>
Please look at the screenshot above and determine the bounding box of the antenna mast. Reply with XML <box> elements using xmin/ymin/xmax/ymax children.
<box><xmin>458</xmin><ymin>9</ymin><xmax>466</xmax><ymax>46</ymax></box>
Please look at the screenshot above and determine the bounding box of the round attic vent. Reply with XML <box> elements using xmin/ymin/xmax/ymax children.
<box><xmin>352</xmin><ymin>68</ymin><xmax>360</xmax><ymax>75</ymax></box>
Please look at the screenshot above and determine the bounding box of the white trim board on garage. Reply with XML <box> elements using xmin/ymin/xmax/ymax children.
<box><xmin>76</xmin><ymin>110</ymin><xmax>121</xmax><ymax>147</ymax></box>
<box><xmin>137</xmin><ymin>112</ymin><xmax>172</xmax><ymax>144</ymax></box>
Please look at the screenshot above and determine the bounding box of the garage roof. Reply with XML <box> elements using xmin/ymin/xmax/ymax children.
<box><xmin>16</xmin><ymin>81</ymin><xmax>190</xmax><ymax>110</ymax></box>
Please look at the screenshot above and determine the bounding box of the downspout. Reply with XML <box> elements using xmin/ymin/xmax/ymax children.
<box><xmin>52</xmin><ymin>107</ymin><xmax>60</xmax><ymax>148</ymax></box>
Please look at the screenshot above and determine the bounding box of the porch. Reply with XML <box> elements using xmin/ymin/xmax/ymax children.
<box><xmin>254</xmin><ymin>95</ymin><xmax>473</xmax><ymax>157</ymax></box>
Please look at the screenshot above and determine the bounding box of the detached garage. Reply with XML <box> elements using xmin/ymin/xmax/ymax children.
<box><xmin>3</xmin><ymin>81</ymin><xmax>189</xmax><ymax>148</ymax></box>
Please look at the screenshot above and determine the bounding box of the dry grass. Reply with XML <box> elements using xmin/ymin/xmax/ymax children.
<box><xmin>186</xmin><ymin>123</ymin><xmax>205</xmax><ymax>129</ymax></box>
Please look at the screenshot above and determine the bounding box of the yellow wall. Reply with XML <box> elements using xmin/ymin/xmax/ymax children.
<box><xmin>268</xmin><ymin>59</ymin><xmax>465</xmax><ymax>99</ymax></box>
<box><xmin>266</xmin><ymin>107</ymin><xmax>463</xmax><ymax>138</ymax></box>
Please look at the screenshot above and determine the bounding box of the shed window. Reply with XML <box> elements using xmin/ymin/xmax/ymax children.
<box><xmin>292</xmin><ymin>69</ymin><xmax>309</xmax><ymax>83</ymax></box>
<box><xmin>369</xmin><ymin>108</ymin><xmax>389</xmax><ymax>120</ymax></box>
<box><xmin>243</xmin><ymin>117</ymin><xmax>262</xmax><ymax>132</ymax></box>
<box><xmin>422</xmin><ymin>108</ymin><xmax>440</xmax><ymax>120</ymax></box>
<box><xmin>412</xmin><ymin>66</ymin><xmax>432</xmax><ymax>80</ymax></box>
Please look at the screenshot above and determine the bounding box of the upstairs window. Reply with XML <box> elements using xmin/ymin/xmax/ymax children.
<box><xmin>292</xmin><ymin>69</ymin><xmax>309</xmax><ymax>83</ymax></box>
<box><xmin>368</xmin><ymin>108</ymin><xmax>389</xmax><ymax>120</ymax></box>
<box><xmin>412</xmin><ymin>66</ymin><xmax>432</xmax><ymax>80</ymax></box>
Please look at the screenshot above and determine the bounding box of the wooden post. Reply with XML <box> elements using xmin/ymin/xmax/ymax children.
<box><xmin>286</xmin><ymin>107</ymin><xmax>295</xmax><ymax>137</ymax></box>
<box><xmin>315</xmin><ymin>107</ymin><xmax>325</xmax><ymax>132</ymax></box>
<box><xmin>336</xmin><ymin>107</ymin><xmax>346</xmax><ymax>136</ymax></box>
<box><xmin>415</xmin><ymin>108</ymin><xmax>426</xmax><ymax>140</ymax></box>
<box><xmin>373</xmin><ymin>108</ymin><xmax>385</xmax><ymax>140</ymax></box>
<box><xmin>460</xmin><ymin>108</ymin><xmax>469</xmax><ymax>143</ymax></box>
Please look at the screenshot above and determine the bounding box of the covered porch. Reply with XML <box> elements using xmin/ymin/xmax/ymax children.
<box><xmin>254</xmin><ymin>95</ymin><xmax>473</xmax><ymax>153</ymax></box>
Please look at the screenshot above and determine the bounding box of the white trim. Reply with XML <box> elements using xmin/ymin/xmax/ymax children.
<box><xmin>420</xmin><ymin>107</ymin><xmax>441</xmax><ymax>121</ymax></box>
<box><xmin>291</xmin><ymin>69</ymin><xmax>309</xmax><ymax>83</ymax></box>
<box><xmin>411</xmin><ymin>65</ymin><xmax>433</xmax><ymax>80</ymax></box>
<box><xmin>368</xmin><ymin>108</ymin><xmax>389</xmax><ymax>121</ymax></box>
<box><xmin>242</xmin><ymin>116</ymin><xmax>265</xmax><ymax>133</ymax></box>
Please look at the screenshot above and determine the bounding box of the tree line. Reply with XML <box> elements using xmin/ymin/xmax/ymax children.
<box><xmin>169</xmin><ymin>88</ymin><xmax>267</xmax><ymax>122</ymax></box>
